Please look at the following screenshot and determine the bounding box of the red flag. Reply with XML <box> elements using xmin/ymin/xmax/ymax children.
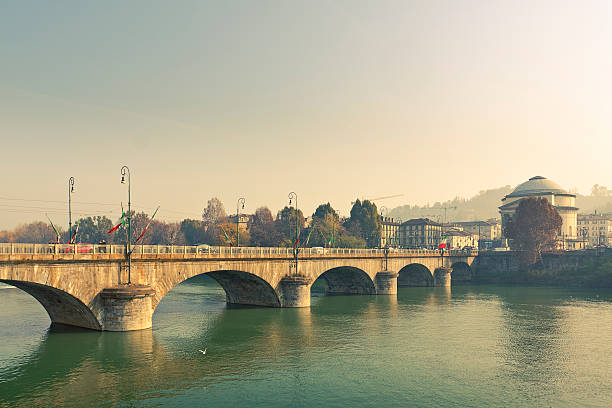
<box><xmin>134</xmin><ymin>207</ymin><xmax>159</xmax><ymax>244</ymax></box>
<box><xmin>438</xmin><ymin>243</ymin><xmax>447</xmax><ymax>249</ymax></box>
<box><xmin>108</xmin><ymin>207</ymin><xmax>126</xmax><ymax>234</ymax></box>
<box><xmin>292</xmin><ymin>236</ymin><xmax>300</xmax><ymax>248</ymax></box>
<box><xmin>108</xmin><ymin>222</ymin><xmax>123</xmax><ymax>234</ymax></box>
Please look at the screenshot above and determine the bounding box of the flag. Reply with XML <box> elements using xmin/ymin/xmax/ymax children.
<box><xmin>328</xmin><ymin>230</ymin><xmax>334</xmax><ymax>248</ymax></box>
<box><xmin>134</xmin><ymin>206</ymin><xmax>159</xmax><ymax>244</ymax></box>
<box><xmin>46</xmin><ymin>214</ymin><xmax>61</xmax><ymax>243</ymax></box>
<box><xmin>108</xmin><ymin>205</ymin><xmax>126</xmax><ymax>234</ymax></box>
<box><xmin>292</xmin><ymin>235</ymin><xmax>300</xmax><ymax>248</ymax></box>
<box><xmin>220</xmin><ymin>225</ymin><xmax>234</xmax><ymax>246</ymax></box>
<box><xmin>438</xmin><ymin>234</ymin><xmax>447</xmax><ymax>250</ymax></box>
<box><xmin>69</xmin><ymin>221</ymin><xmax>79</xmax><ymax>244</ymax></box>
<box><xmin>303</xmin><ymin>228</ymin><xmax>313</xmax><ymax>248</ymax></box>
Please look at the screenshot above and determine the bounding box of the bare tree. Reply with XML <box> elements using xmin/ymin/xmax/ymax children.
<box><xmin>202</xmin><ymin>198</ymin><xmax>227</xmax><ymax>226</ymax></box>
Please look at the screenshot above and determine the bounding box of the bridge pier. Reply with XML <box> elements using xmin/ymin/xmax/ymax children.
<box><xmin>433</xmin><ymin>267</ymin><xmax>451</xmax><ymax>287</ymax></box>
<box><xmin>374</xmin><ymin>271</ymin><xmax>398</xmax><ymax>295</ymax></box>
<box><xmin>278</xmin><ymin>275</ymin><xmax>311</xmax><ymax>307</ymax></box>
<box><xmin>100</xmin><ymin>285</ymin><xmax>156</xmax><ymax>331</ymax></box>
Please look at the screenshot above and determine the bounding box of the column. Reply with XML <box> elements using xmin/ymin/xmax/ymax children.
<box><xmin>100</xmin><ymin>285</ymin><xmax>156</xmax><ymax>331</ymax></box>
<box><xmin>374</xmin><ymin>271</ymin><xmax>398</xmax><ymax>295</ymax></box>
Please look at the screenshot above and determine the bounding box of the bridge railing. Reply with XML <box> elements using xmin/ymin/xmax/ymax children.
<box><xmin>0</xmin><ymin>243</ymin><xmax>478</xmax><ymax>258</ymax></box>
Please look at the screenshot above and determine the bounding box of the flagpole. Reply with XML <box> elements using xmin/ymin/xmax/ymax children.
<box><xmin>236</xmin><ymin>198</ymin><xmax>245</xmax><ymax>247</ymax></box>
<box><xmin>68</xmin><ymin>177</ymin><xmax>75</xmax><ymax>243</ymax></box>
<box><xmin>121</xmin><ymin>166</ymin><xmax>131</xmax><ymax>285</ymax></box>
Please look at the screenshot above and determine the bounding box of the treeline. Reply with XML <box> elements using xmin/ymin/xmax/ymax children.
<box><xmin>0</xmin><ymin>198</ymin><xmax>383</xmax><ymax>248</ymax></box>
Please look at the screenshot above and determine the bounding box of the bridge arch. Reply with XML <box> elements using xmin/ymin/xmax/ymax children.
<box><xmin>0</xmin><ymin>280</ymin><xmax>102</xmax><ymax>330</ymax></box>
<box><xmin>451</xmin><ymin>262</ymin><xmax>472</xmax><ymax>283</ymax></box>
<box><xmin>398</xmin><ymin>263</ymin><xmax>434</xmax><ymax>287</ymax></box>
<box><xmin>152</xmin><ymin>269</ymin><xmax>281</xmax><ymax>313</ymax></box>
<box><xmin>312</xmin><ymin>266</ymin><xmax>376</xmax><ymax>295</ymax></box>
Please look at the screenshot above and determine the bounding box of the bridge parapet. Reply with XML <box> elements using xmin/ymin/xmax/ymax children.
<box><xmin>0</xmin><ymin>243</ymin><xmax>477</xmax><ymax>262</ymax></box>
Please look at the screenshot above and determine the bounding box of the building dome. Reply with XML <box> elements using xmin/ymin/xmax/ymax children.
<box><xmin>505</xmin><ymin>176</ymin><xmax>570</xmax><ymax>199</ymax></box>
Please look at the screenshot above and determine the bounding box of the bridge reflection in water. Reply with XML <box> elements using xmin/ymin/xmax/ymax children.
<box><xmin>0</xmin><ymin>243</ymin><xmax>476</xmax><ymax>331</ymax></box>
<box><xmin>4</xmin><ymin>281</ymin><xmax>608</xmax><ymax>408</ymax></box>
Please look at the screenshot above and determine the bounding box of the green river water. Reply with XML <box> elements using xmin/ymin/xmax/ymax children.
<box><xmin>1</xmin><ymin>277</ymin><xmax>611</xmax><ymax>407</ymax></box>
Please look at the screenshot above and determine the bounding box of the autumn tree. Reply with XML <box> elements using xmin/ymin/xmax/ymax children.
<box><xmin>148</xmin><ymin>221</ymin><xmax>185</xmax><ymax>245</ymax></box>
<box><xmin>13</xmin><ymin>222</ymin><xmax>60</xmax><ymax>243</ymax></box>
<box><xmin>249</xmin><ymin>207</ymin><xmax>280</xmax><ymax>246</ymax></box>
<box><xmin>504</xmin><ymin>197</ymin><xmax>563</xmax><ymax>266</ymax></box>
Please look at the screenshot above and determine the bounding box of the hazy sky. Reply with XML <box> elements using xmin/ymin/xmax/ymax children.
<box><xmin>1</xmin><ymin>1</ymin><xmax>612</xmax><ymax>229</ymax></box>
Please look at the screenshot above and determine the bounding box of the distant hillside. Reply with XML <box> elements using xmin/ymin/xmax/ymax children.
<box><xmin>389</xmin><ymin>184</ymin><xmax>612</xmax><ymax>222</ymax></box>
<box><xmin>389</xmin><ymin>186</ymin><xmax>513</xmax><ymax>222</ymax></box>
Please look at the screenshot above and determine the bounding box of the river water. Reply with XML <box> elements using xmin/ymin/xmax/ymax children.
<box><xmin>1</xmin><ymin>278</ymin><xmax>611</xmax><ymax>407</ymax></box>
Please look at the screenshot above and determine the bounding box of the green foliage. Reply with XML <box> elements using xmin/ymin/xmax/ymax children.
<box><xmin>275</xmin><ymin>206</ymin><xmax>304</xmax><ymax>246</ymax></box>
<box><xmin>75</xmin><ymin>216</ymin><xmax>114</xmax><ymax>244</ymax></box>
<box><xmin>180</xmin><ymin>219</ymin><xmax>207</xmax><ymax>245</ymax></box>
<box><xmin>346</xmin><ymin>199</ymin><xmax>381</xmax><ymax>248</ymax></box>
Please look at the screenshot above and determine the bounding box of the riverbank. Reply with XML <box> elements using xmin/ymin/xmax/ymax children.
<box><xmin>473</xmin><ymin>252</ymin><xmax>612</xmax><ymax>288</ymax></box>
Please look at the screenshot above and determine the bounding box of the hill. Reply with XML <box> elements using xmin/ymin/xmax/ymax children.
<box><xmin>389</xmin><ymin>184</ymin><xmax>612</xmax><ymax>222</ymax></box>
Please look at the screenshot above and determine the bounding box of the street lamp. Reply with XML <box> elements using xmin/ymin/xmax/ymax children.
<box><xmin>68</xmin><ymin>177</ymin><xmax>75</xmax><ymax>243</ymax></box>
<box><xmin>121</xmin><ymin>166</ymin><xmax>132</xmax><ymax>284</ymax></box>
<box><xmin>288</xmin><ymin>192</ymin><xmax>299</xmax><ymax>273</ymax></box>
<box><xmin>236</xmin><ymin>197</ymin><xmax>245</xmax><ymax>247</ymax></box>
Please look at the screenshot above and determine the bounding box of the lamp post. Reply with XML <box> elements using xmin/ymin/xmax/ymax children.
<box><xmin>288</xmin><ymin>192</ymin><xmax>299</xmax><ymax>274</ymax></box>
<box><xmin>121</xmin><ymin>166</ymin><xmax>132</xmax><ymax>284</ymax></box>
<box><xmin>68</xmin><ymin>177</ymin><xmax>75</xmax><ymax>243</ymax></box>
<box><xmin>236</xmin><ymin>197</ymin><xmax>245</xmax><ymax>247</ymax></box>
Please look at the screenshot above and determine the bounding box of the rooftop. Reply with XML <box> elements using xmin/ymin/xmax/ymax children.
<box><xmin>503</xmin><ymin>176</ymin><xmax>573</xmax><ymax>200</ymax></box>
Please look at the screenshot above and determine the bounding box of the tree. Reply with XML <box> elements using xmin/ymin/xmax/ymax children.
<box><xmin>202</xmin><ymin>198</ymin><xmax>227</xmax><ymax>226</ymax></box>
<box><xmin>504</xmin><ymin>197</ymin><xmax>563</xmax><ymax>266</ymax></box>
<box><xmin>202</xmin><ymin>198</ymin><xmax>227</xmax><ymax>245</ymax></box>
<box><xmin>345</xmin><ymin>199</ymin><xmax>381</xmax><ymax>248</ymax></box>
<box><xmin>591</xmin><ymin>184</ymin><xmax>612</xmax><ymax>197</ymax></box>
<box><xmin>275</xmin><ymin>206</ymin><xmax>305</xmax><ymax>246</ymax></box>
<box><xmin>13</xmin><ymin>222</ymin><xmax>59</xmax><ymax>243</ymax></box>
<box><xmin>75</xmin><ymin>216</ymin><xmax>114</xmax><ymax>244</ymax></box>
<box><xmin>180</xmin><ymin>219</ymin><xmax>207</xmax><ymax>245</ymax></box>
<box><xmin>148</xmin><ymin>221</ymin><xmax>185</xmax><ymax>245</ymax></box>
<box><xmin>249</xmin><ymin>207</ymin><xmax>280</xmax><ymax>246</ymax></box>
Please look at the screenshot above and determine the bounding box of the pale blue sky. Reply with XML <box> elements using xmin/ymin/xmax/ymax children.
<box><xmin>2</xmin><ymin>1</ymin><xmax>612</xmax><ymax>228</ymax></box>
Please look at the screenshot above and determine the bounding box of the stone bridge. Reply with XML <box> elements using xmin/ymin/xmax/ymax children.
<box><xmin>0</xmin><ymin>244</ymin><xmax>476</xmax><ymax>331</ymax></box>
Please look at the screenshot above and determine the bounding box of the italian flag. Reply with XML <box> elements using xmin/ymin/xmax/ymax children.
<box><xmin>303</xmin><ymin>228</ymin><xmax>313</xmax><ymax>248</ymax></box>
<box><xmin>46</xmin><ymin>214</ymin><xmax>61</xmax><ymax>243</ymax></box>
<box><xmin>69</xmin><ymin>221</ymin><xmax>79</xmax><ymax>244</ymax></box>
<box><xmin>220</xmin><ymin>225</ymin><xmax>233</xmax><ymax>246</ymax></box>
<box><xmin>438</xmin><ymin>234</ymin><xmax>447</xmax><ymax>250</ymax></box>
<box><xmin>328</xmin><ymin>230</ymin><xmax>334</xmax><ymax>248</ymax></box>
<box><xmin>134</xmin><ymin>207</ymin><xmax>159</xmax><ymax>244</ymax></box>
<box><xmin>108</xmin><ymin>206</ymin><xmax>126</xmax><ymax>234</ymax></box>
<box><xmin>292</xmin><ymin>235</ymin><xmax>300</xmax><ymax>248</ymax></box>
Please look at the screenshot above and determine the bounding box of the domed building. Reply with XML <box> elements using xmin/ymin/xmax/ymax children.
<box><xmin>499</xmin><ymin>176</ymin><xmax>584</xmax><ymax>250</ymax></box>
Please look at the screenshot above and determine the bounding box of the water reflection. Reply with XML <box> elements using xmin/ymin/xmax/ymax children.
<box><xmin>1</xmin><ymin>282</ymin><xmax>612</xmax><ymax>408</ymax></box>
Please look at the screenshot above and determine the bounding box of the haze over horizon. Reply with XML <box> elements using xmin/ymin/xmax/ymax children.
<box><xmin>2</xmin><ymin>1</ymin><xmax>612</xmax><ymax>229</ymax></box>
